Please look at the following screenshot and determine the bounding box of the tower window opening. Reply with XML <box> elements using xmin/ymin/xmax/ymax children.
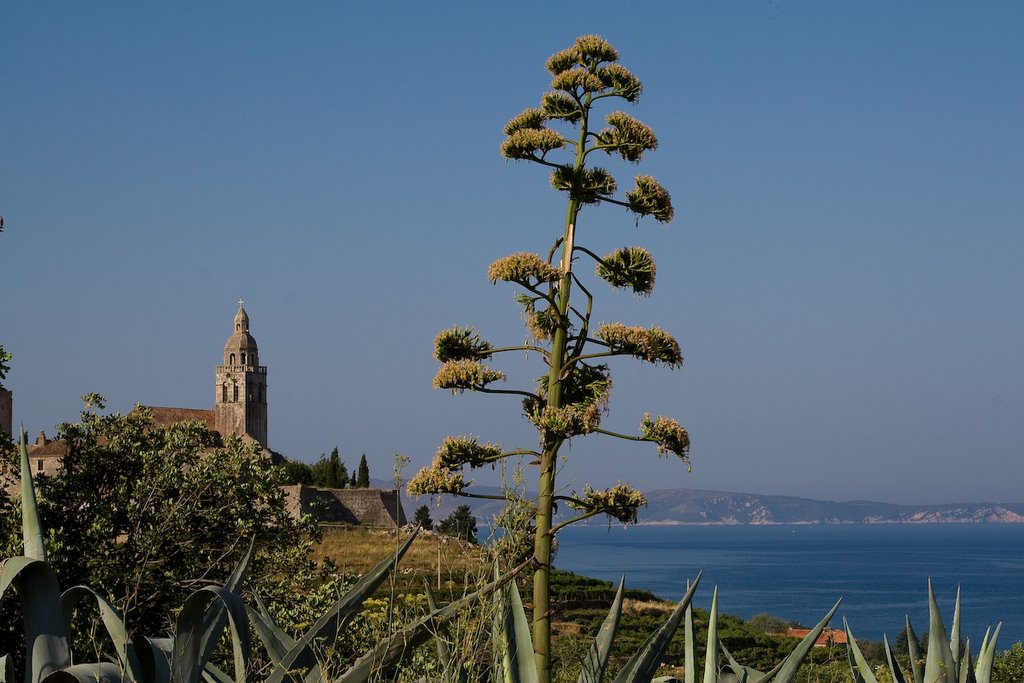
<box><xmin>229</xmin><ymin>353</ymin><xmax>236</xmax><ymax>365</ymax></box>
<box><xmin>241</xmin><ymin>352</ymin><xmax>247</xmax><ymax>365</ymax></box>
<box><xmin>233</xmin><ymin>384</ymin><xmax>239</xmax><ymax>402</ymax></box>
<box><xmin>221</xmin><ymin>384</ymin><xmax>227</xmax><ymax>402</ymax></box>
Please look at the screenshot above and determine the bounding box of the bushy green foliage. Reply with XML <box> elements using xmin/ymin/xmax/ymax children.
<box><xmin>0</xmin><ymin>398</ymin><xmax>327</xmax><ymax>654</ymax></box>
<box><xmin>993</xmin><ymin>642</ymin><xmax>1024</xmax><ymax>683</ymax></box>
<box><xmin>413</xmin><ymin>504</ymin><xmax>433</xmax><ymax>531</ymax></box>
<box><xmin>439</xmin><ymin>504</ymin><xmax>478</xmax><ymax>544</ymax></box>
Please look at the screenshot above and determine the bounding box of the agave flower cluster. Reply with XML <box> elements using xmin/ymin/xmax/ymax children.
<box><xmin>409</xmin><ymin>35</ymin><xmax>690</xmax><ymax>681</ymax></box>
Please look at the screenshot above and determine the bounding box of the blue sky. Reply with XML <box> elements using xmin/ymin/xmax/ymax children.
<box><xmin>2</xmin><ymin>3</ymin><xmax>1021</xmax><ymax>505</ymax></box>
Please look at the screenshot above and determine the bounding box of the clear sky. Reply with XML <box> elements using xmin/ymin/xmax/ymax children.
<box><xmin>2</xmin><ymin>3</ymin><xmax>1021</xmax><ymax>505</ymax></box>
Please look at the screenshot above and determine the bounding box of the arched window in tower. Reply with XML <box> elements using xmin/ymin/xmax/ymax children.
<box><xmin>241</xmin><ymin>352</ymin><xmax>247</xmax><ymax>365</ymax></box>
<box><xmin>233</xmin><ymin>384</ymin><xmax>239</xmax><ymax>402</ymax></box>
<box><xmin>229</xmin><ymin>353</ymin><xmax>236</xmax><ymax>365</ymax></box>
<box><xmin>221</xmin><ymin>384</ymin><xmax>227</xmax><ymax>403</ymax></box>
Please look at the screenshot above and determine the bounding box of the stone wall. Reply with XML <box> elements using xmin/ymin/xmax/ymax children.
<box><xmin>283</xmin><ymin>485</ymin><xmax>408</xmax><ymax>527</ymax></box>
<box><xmin>0</xmin><ymin>387</ymin><xmax>11</xmax><ymax>439</ymax></box>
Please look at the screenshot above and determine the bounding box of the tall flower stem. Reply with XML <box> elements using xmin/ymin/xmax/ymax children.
<box><xmin>532</xmin><ymin>95</ymin><xmax>589</xmax><ymax>682</ymax></box>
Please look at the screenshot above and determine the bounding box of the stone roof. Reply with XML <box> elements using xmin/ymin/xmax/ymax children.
<box><xmin>142</xmin><ymin>406</ymin><xmax>217</xmax><ymax>431</ymax></box>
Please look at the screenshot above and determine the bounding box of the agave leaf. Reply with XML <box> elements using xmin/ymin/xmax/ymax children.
<box><xmin>951</xmin><ymin>586</ymin><xmax>962</xmax><ymax>672</ymax></box>
<box><xmin>721</xmin><ymin>643</ymin><xmax>769</xmax><ymax>683</ymax></box>
<box><xmin>172</xmin><ymin>586</ymin><xmax>250</xmax><ymax>683</ymax></box>
<box><xmin>18</xmin><ymin>429</ymin><xmax>46</xmax><ymax>562</ymax></box>
<box><xmin>845</xmin><ymin>618</ymin><xmax>879</xmax><ymax>683</ymax></box>
<box><xmin>974</xmin><ymin>623</ymin><xmax>1001</xmax><ymax>683</ymax></box>
<box><xmin>267</xmin><ymin>530</ymin><xmax>418</xmax><ymax>683</ymax></box>
<box><xmin>924</xmin><ymin>580</ymin><xmax>957</xmax><ymax>683</ymax></box>
<box><xmin>906</xmin><ymin>617</ymin><xmax>924</xmax><ymax>683</ymax></box>
<box><xmin>246</xmin><ymin>602</ymin><xmax>292</xmax><ymax>668</ymax></box>
<box><xmin>131</xmin><ymin>636</ymin><xmax>170</xmax><ymax>683</ymax></box>
<box><xmin>38</xmin><ymin>663</ymin><xmax>126</xmax><ymax>682</ymax></box>
<box><xmin>335</xmin><ymin>561</ymin><xmax>527</xmax><ymax>682</ymax></box>
<box><xmin>883</xmin><ymin>635</ymin><xmax>909</xmax><ymax>683</ymax></box>
<box><xmin>60</xmin><ymin>586</ymin><xmax>145</xmax><ymax>682</ymax></box>
<box><xmin>576</xmin><ymin>577</ymin><xmax>625</xmax><ymax>683</ymax></box>
<box><xmin>423</xmin><ymin>582</ymin><xmax>453</xmax><ymax>682</ymax></box>
<box><xmin>0</xmin><ymin>556</ymin><xmax>72</xmax><ymax>683</ymax></box>
<box><xmin>1</xmin><ymin>655</ymin><xmax>15</xmax><ymax>683</ymax></box>
<box><xmin>199</xmin><ymin>538</ymin><xmax>254</xmax><ymax>670</ymax></box>
<box><xmin>701</xmin><ymin>588</ymin><xmax>719</xmax><ymax>683</ymax></box>
<box><xmin>959</xmin><ymin>640</ymin><xmax>974</xmax><ymax>683</ymax></box>
<box><xmin>492</xmin><ymin>565</ymin><xmax>536</xmax><ymax>683</ymax></box>
<box><xmin>200</xmin><ymin>661</ymin><xmax>233</xmax><ymax>683</ymax></box>
<box><xmin>611</xmin><ymin>571</ymin><xmax>702</xmax><ymax>683</ymax></box>
<box><xmin>683</xmin><ymin>581</ymin><xmax>695</xmax><ymax>683</ymax></box>
<box><xmin>763</xmin><ymin>597</ymin><xmax>842</xmax><ymax>683</ymax></box>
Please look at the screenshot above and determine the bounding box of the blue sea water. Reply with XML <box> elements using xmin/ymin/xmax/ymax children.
<box><xmin>554</xmin><ymin>524</ymin><xmax>1024</xmax><ymax>645</ymax></box>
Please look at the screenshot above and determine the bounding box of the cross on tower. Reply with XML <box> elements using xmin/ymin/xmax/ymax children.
<box><xmin>238</xmin><ymin>297</ymin><xmax>245</xmax><ymax>307</ymax></box>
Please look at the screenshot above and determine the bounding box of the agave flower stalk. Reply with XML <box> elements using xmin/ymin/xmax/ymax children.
<box><xmin>410</xmin><ymin>35</ymin><xmax>689</xmax><ymax>681</ymax></box>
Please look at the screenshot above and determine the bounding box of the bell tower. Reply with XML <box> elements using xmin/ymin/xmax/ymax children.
<box><xmin>215</xmin><ymin>299</ymin><xmax>268</xmax><ymax>447</ymax></box>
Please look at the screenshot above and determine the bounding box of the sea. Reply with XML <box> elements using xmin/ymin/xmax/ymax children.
<box><xmin>554</xmin><ymin>524</ymin><xmax>1024</xmax><ymax>646</ymax></box>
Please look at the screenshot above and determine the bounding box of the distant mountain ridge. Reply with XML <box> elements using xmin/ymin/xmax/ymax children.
<box><xmin>639</xmin><ymin>488</ymin><xmax>1024</xmax><ymax>525</ymax></box>
<box><xmin>407</xmin><ymin>487</ymin><xmax>1024</xmax><ymax>527</ymax></box>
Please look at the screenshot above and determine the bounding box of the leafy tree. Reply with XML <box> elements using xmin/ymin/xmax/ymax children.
<box><xmin>0</xmin><ymin>396</ymin><xmax>321</xmax><ymax>644</ymax></box>
<box><xmin>748</xmin><ymin>613</ymin><xmax>797</xmax><ymax>635</ymax></box>
<box><xmin>281</xmin><ymin>458</ymin><xmax>313</xmax><ymax>485</ymax></box>
<box><xmin>438</xmin><ymin>504</ymin><xmax>477</xmax><ymax>544</ymax></box>
<box><xmin>310</xmin><ymin>447</ymin><xmax>348</xmax><ymax>488</ymax></box>
<box><xmin>356</xmin><ymin>453</ymin><xmax>370</xmax><ymax>488</ymax></box>
<box><xmin>412</xmin><ymin>504</ymin><xmax>433</xmax><ymax>531</ymax></box>
<box><xmin>407</xmin><ymin>34</ymin><xmax>686</xmax><ymax>680</ymax></box>
<box><xmin>994</xmin><ymin>642</ymin><xmax>1024</xmax><ymax>683</ymax></box>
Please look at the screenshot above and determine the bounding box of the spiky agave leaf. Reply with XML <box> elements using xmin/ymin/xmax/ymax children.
<box><xmin>264</xmin><ymin>530</ymin><xmax>419</xmax><ymax>683</ymax></box>
<box><xmin>198</xmin><ymin>537</ymin><xmax>254</xmax><ymax>673</ymax></box>
<box><xmin>60</xmin><ymin>586</ymin><xmax>145</xmax><ymax>682</ymax></box>
<box><xmin>974</xmin><ymin>623</ymin><xmax>1001</xmax><ymax>683</ymax></box>
<box><xmin>3</xmin><ymin>429</ymin><xmax>73</xmax><ymax>683</ymax></box>
<box><xmin>683</xmin><ymin>581</ymin><xmax>695</xmax><ymax>683</ymax></box>
<box><xmin>611</xmin><ymin>572</ymin><xmax>702</xmax><ymax>683</ymax></box>
<box><xmin>882</xmin><ymin>636</ymin><xmax>909</xmax><ymax>683</ymax></box>
<box><xmin>765</xmin><ymin>598</ymin><xmax>842</xmax><ymax>683</ymax></box>
<box><xmin>701</xmin><ymin>588</ymin><xmax>720</xmax><ymax>683</ymax></box>
<box><xmin>924</xmin><ymin>580</ymin><xmax>957</xmax><ymax>683</ymax></box>
<box><xmin>844</xmin><ymin>619</ymin><xmax>880</xmax><ymax>683</ymax></box>
<box><xmin>336</xmin><ymin>561</ymin><xmax>528</xmax><ymax>682</ymax></box>
<box><xmin>19</xmin><ymin>428</ymin><xmax>46</xmax><ymax>562</ymax></box>
<box><xmin>906</xmin><ymin>616</ymin><xmax>924</xmax><ymax>683</ymax></box>
<box><xmin>576</xmin><ymin>577</ymin><xmax>625</xmax><ymax>683</ymax></box>
<box><xmin>171</xmin><ymin>586</ymin><xmax>250</xmax><ymax>683</ymax></box>
<box><xmin>491</xmin><ymin>565</ymin><xmax>536</xmax><ymax>683</ymax></box>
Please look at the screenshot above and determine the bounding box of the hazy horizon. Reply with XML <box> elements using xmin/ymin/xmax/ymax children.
<box><xmin>3</xmin><ymin>4</ymin><xmax>1021</xmax><ymax>506</ymax></box>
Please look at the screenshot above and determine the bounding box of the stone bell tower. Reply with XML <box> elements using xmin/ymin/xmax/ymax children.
<box><xmin>215</xmin><ymin>300</ymin><xmax>268</xmax><ymax>447</ymax></box>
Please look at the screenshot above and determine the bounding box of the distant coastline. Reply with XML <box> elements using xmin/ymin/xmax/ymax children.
<box><xmin>409</xmin><ymin>485</ymin><xmax>1024</xmax><ymax>526</ymax></box>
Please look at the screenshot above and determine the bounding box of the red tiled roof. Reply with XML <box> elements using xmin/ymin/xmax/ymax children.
<box><xmin>784</xmin><ymin>628</ymin><xmax>847</xmax><ymax>646</ymax></box>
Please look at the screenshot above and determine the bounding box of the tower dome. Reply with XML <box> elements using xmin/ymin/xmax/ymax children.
<box><xmin>224</xmin><ymin>300</ymin><xmax>259</xmax><ymax>367</ymax></box>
